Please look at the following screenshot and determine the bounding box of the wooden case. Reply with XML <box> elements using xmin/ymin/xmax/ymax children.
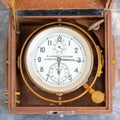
<box><xmin>1</xmin><ymin>0</ymin><xmax>118</xmax><ymax>115</ymax></box>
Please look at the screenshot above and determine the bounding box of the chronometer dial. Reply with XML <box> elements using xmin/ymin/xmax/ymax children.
<box><xmin>25</xmin><ymin>26</ymin><xmax>93</xmax><ymax>94</ymax></box>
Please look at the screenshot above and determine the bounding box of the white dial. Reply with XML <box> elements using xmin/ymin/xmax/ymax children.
<box><xmin>49</xmin><ymin>62</ymin><xmax>70</xmax><ymax>86</ymax></box>
<box><xmin>25</xmin><ymin>26</ymin><xmax>93</xmax><ymax>94</ymax></box>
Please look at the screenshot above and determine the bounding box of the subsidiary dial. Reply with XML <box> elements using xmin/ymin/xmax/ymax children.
<box><xmin>53</xmin><ymin>35</ymin><xmax>66</xmax><ymax>54</ymax></box>
<box><xmin>49</xmin><ymin>61</ymin><xmax>70</xmax><ymax>86</ymax></box>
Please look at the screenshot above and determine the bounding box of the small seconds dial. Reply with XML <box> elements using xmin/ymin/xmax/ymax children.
<box><xmin>49</xmin><ymin>62</ymin><xmax>70</xmax><ymax>86</ymax></box>
<box><xmin>25</xmin><ymin>26</ymin><xmax>93</xmax><ymax>94</ymax></box>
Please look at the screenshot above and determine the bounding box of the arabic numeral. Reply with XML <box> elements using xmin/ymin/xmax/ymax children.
<box><xmin>57</xmin><ymin>35</ymin><xmax>62</xmax><ymax>42</ymax></box>
<box><xmin>48</xmin><ymin>40</ymin><xmax>52</xmax><ymax>46</ymax></box>
<box><xmin>40</xmin><ymin>67</ymin><xmax>44</xmax><ymax>72</ymax></box>
<box><xmin>74</xmin><ymin>68</ymin><xmax>79</xmax><ymax>73</ymax></box>
<box><xmin>40</xmin><ymin>47</ymin><xmax>45</xmax><ymax>52</ymax></box>
<box><xmin>74</xmin><ymin>47</ymin><xmax>78</xmax><ymax>53</ymax></box>
<box><xmin>78</xmin><ymin>57</ymin><xmax>81</xmax><ymax>63</ymax></box>
<box><xmin>78</xmin><ymin>57</ymin><xmax>84</xmax><ymax>63</ymax></box>
<box><xmin>38</xmin><ymin>57</ymin><xmax>41</xmax><ymax>62</ymax></box>
<box><xmin>46</xmin><ymin>74</ymin><xmax>49</xmax><ymax>81</ymax></box>
<box><xmin>68</xmin><ymin>75</ymin><xmax>72</xmax><ymax>81</ymax></box>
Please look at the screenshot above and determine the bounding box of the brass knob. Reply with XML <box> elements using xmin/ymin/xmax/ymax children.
<box><xmin>83</xmin><ymin>84</ymin><xmax>105</xmax><ymax>104</ymax></box>
<box><xmin>92</xmin><ymin>91</ymin><xmax>105</xmax><ymax>104</ymax></box>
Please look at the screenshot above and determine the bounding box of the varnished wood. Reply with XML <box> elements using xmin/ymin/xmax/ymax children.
<box><xmin>104</xmin><ymin>10</ymin><xmax>112</xmax><ymax>113</ymax></box>
<box><xmin>1</xmin><ymin>0</ymin><xmax>114</xmax><ymax>10</ymax></box>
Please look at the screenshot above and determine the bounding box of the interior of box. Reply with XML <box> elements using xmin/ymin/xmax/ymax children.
<box><xmin>15</xmin><ymin>17</ymin><xmax>106</xmax><ymax>107</ymax></box>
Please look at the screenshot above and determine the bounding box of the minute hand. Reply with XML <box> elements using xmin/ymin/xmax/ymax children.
<box><xmin>61</xmin><ymin>58</ymin><xmax>82</xmax><ymax>63</ymax></box>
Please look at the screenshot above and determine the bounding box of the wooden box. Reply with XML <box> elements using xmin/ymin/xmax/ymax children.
<box><xmin>1</xmin><ymin>0</ymin><xmax>118</xmax><ymax>115</ymax></box>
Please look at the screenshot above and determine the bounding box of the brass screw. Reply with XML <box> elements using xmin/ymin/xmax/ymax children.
<box><xmin>6</xmin><ymin>60</ymin><xmax>9</xmax><ymax>65</ymax></box>
<box><xmin>112</xmin><ymin>58</ymin><xmax>115</xmax><ymax>65</ymax></box>
<box><xmin>58</xmin><ymin>19</ymin><xmax>62</xmax><ymax>22</ymax></box>
<box><xmin>16</xmin><ymin>100</ymin><xmax>20</xmax><ymax>104</ymax></box>
<box><xmin>5</xmin><ymin>91</ymin><xmax>8</xmax><ymax>95</ymax></box>
<box><xmin>15</xmin><ymin>92</ymin><xmax>20</xmax><ymax>96</ymax></box>
<box><xmin>4</xmin><ymin>100</ymin><xmax>8</xmax><ymax>104</ymax></box>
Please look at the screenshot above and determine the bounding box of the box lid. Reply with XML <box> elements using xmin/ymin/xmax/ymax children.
<box><xmin>1</xmin><ymin>0</ymin><xmax>114</xmax><ymax>10</ymax></box>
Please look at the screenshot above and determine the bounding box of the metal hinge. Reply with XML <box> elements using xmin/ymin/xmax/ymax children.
<box><xmin>88</xmin><ymin>19</ymin><xmax>104</xmax><ymax>31</ymax></box>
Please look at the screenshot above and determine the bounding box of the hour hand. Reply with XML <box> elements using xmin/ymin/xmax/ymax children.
<box><xmin>57</xmin><ymin>57</ymin><xmax>61</xmax><ymax>66</ymax></box>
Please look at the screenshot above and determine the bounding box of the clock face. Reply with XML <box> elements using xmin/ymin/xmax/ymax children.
<box><xmin>25</xmin><ymin>26</ymin><xmax>93</xmax><ymax>94</ymax></box>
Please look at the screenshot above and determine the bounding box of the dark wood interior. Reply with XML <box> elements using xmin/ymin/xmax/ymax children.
<box><xmin>14</xmin><ymin>17</ymin><xmax>105</xmax><ymax>107</ymax></box>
